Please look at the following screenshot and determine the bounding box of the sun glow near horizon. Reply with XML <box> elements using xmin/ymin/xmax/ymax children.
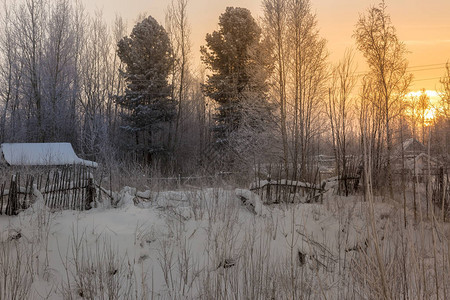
<box><xmin>405</xmin><ymin>90</ymin><xmax>440</xmax><ymax>125</ymax></box>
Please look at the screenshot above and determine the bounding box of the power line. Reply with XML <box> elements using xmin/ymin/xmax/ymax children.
<box><xmin>407</xmin><ymin>62</ymin><xmax>448</xmax><ymax>70</ymax></box>
<box><xmin>411</xmin><ymin>77</ymin><xmax>442</xmax><ymax>83</ymax></box>
<box><xmin>408</xmin><ymin>66</ymin><xmax>447</xmax><ymax>72</ymax></box>
<box><xmin>354</xmin><ymin>62</ymin><xmax>448</xmax><ymax>75</ymax></box>
<box><xmin>353</xmin><ymin>76</ymin><xmax>443</xmax><ymax>88</ymax></box>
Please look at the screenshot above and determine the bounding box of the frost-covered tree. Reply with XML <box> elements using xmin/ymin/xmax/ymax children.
<box><xmin>327</xmin><ymin>49</ymin><xmax>357</xmax><ymax>195</ymax></box>
<box><xmin>0</xmin><ymin>0</ymin><xmax>21</xmax><ymax>142</ymax></box>
<box><xmin>263</xmin><ymin>0</ymin><xmax>328</xmax><ymax>181</ymax></box>
<box><xmin>201</xmin><ymin>7</ymin><xmax>273</xmax><ymax>166</ymax></box>
<box><xmin>432</xmin><ymin>63</ymin><xmax>450</xmax><ymax>163</ymax></box>
<box><xmin>42</xmin><ymin>0</ymin><xmax>77</xmax><ymax>142</ymax></box>
<box><xmin>439</xmin><ymin>63</ymin><xmax>450</xmax><ymax>119</ymax></box>
<box><xmin>79</xmin><ymin>11</ymin><xmax>112</xmax><ymax>159</ymax></box>
<box><xmin>166</xmin><ymin>0</ymin><xmax>191</xmax><ymax>152</ymax></box>
<box><xmin>15</xmin><ymin>0</ymin><xmax>47</xmax><ymax>141</ymax></box>
<box><xmin>287</xmin><ymin>0</ymin><xmax>328</xmax><ymax>180</ymax></box>
<box><xmin>0</xmin><ymin>0</ymin><xmax>80</xmax><ymax>145</ymax></box>
<box><xmin>117</xmin><ymin>15</ymin><xmax>175</xmax><ymax>162</ymax></box>
<box><xmin>354</xmin><ymin>0</ymin><xmax>412</xmax><ymax>195</ymax></box>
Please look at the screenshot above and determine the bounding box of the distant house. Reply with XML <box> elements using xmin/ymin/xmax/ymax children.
<box><xmin>0</xmin><ymin>143</ymin><xmax>98</xmax><ymax>168</ymax></box>
<box><xmin>394</xmin><ymin>138</ymin><xmax>426</xmax><ymax>157</ymax></box>
<box><xmin>404</xmin><ymin>153</ymin><xmax>442</xmax><ymax>174</ymax></box>
<box><xmin>393</xmin><ymin>138</ymin><xmax>442</xmax><ymax>177</ymax></box>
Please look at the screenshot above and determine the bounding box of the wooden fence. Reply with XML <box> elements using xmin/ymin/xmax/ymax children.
<box><xmin>432</xmin><ymin>167</ymin><xmax>450</xmax><ymax>221</ymax></box>
<box><xmin>0</xmin><ymin>166</ymin><xmax>95</xmax><ymax>216</ymax></box>
<box><xmin>336</xmin><ymin>159</ymin><xmax>362</xmax><ymax>196</ymax></box>
<box><xmin>251</xmin><ymin>179</ymin><xmax>325</xmax><ymax>204</ymax></box>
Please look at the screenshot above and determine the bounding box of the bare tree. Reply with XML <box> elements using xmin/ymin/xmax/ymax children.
<box><xmin>327</xmin><ymin>49</ymin><xmax>357</xmax><ymax>195</ymax></box>
<box><xmin>417</xmin><ymin>89</ymin><xmax>430</xmax><ymax>144</ymax></box>
<box><xmin>354</xmin><ymin>0</ymin><xmax>412</xmax><ymax>197</ymax></box>
<box><xmin>107</xmin><ymin>15</ymin><xmax>127</xmax><ymax>142</ymax></box>
<box><xmin>0</xmin><ymin>0</ymin><xmax>22</xmax><ymax>141</ymax></box>
<box><xmin>438</xmin><ymin>62</ymin><xmax>450</xmax><ymax>119</ymax></box>
<box><xmin>263</xmin><ymin>0</ymin><xmax>328</xmax><ymax>182</ymax></box>
<box><xmin>14</xmin><ymin>0</ymin><xmax>47</xmax><ymax>141</ymax></box>
<box><xmin>42</xmin><ymin>0</ymin><xmax>78</xmax><ymax>142</ymax></box>
<box><xmin>434</xmin><ymin>62</ymin><xmax>450</xmax><ymax>165</ymax></box>
<box><xmin>262</xmin><ymin>0</ymin><xmax>290</xmax><ymax>178</ymax></box>
<box><xmin>166</xmin><ymin>0</ymin><xmax>191</xmax><ymax>156</ymax></box>
<box><xmin>288</xmin><ymin>0</ymin><xmax>328</xmax><ymax>181</ymax></box>
<box><xmin>79</xmin><ymin>10</ymin><xmax>111</xmax><ymax>159</ymax></box>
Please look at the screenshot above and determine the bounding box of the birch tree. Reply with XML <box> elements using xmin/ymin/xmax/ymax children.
<box><xmin>42</xmin><ymin>0</ymin><xmax>77</xmax><ymax>142</ymax></box>
<box><xmin>327</xmin><ymin>49</ymin><xmax>357</xmax><ymax>195</ymax></box>
<box><xmin>15</xmin><ymin>0</ymin><xmax>47</xmax><ymax>141</ymax></box>
<box><xmin>288</xmin><ymin>0</ymin><xmax>328</xmax><ymax>180</ymax></box>
<box><xmin>263</xmin><ymin>0</ymin><xmax>328</xmax><ymax>181</ymax></box>
<box><xmin>79</xmin><ymin>11</ymin><xmax>111</xmax><ymax>158</ymax></box>
<box><xmin>354</xmin><ymin>0</ymin><xmax>412</xmax><ymax>196</ymax></box>
<box><xmin>439</xmin><ymin>63</ymin><xmax>450</xmax><ymax>119</ymax></box>
<box><xmin>0</xmin><ymin>0</ymin><xmax>22</xmax><ymax>141</ymax></box>
<box><xmin>262</xmin><ymin>0</ymin><xmax>290</xmax><ymax>177</ymax></box>
<box><xmin>166</xmin><ymin>0</ymin><xmax>191</xmax><ymax>153</ymax></box>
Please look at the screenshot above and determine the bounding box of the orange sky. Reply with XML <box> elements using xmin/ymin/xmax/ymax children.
<box><xmin>85</xmin><ymin>0</ymin><xmax>450</xmax><ymax>91</ymax></box>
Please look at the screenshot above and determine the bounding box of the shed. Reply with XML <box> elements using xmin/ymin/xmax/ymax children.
<box><xmin>0</xmin><ymin>143</ymin><xmax>98</xmax><ymax>168</ymax></box>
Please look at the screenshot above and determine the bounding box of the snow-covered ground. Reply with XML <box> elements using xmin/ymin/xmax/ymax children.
<box><xmin>0</xmin><ymin>185</ymin><xmax>448</xmax><ymax>299</ymax></box>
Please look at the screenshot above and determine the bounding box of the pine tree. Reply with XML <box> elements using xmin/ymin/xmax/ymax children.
<box><xmin>117</xmin><ymin>16</ymin><xmax>175</xmax><ymax>161</ymax></box>
<box><xmin>200</xmin><ymin>7</ymin><xmax>273</xmax><ymax>153</ymax></box>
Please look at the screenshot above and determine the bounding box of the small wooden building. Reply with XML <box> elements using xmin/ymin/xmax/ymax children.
<box><xmin>0</xmin><ymin>143</ymin><xmax>98</xmax><ymax>215</ymax></box>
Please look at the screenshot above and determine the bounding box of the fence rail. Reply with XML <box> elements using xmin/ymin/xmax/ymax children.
<box><xmin>251</xmin><ymin>179</ymin><xmax>325</xmax><ymax>204</ymax></box>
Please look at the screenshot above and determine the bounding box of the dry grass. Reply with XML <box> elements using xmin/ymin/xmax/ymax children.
<box><xmin>0</xmin><ymin>179</ymin><xmax>448</xmax><ymax>299</ymax></box>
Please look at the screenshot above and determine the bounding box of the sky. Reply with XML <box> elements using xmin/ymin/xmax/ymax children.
<box><xmin>84</xmin><ymin>0</ymin><xmax>450</xmax><ymax>92</ymax></box>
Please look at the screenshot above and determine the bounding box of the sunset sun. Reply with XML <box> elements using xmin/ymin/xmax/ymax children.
<box><xmin>405</xmin><ymin>90</ymin><xmax>440</xmax><ymax>125</ymax></box>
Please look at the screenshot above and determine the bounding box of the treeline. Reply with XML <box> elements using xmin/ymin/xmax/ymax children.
<box><xmin>0</xmin><ymin>0</ymin><xmax>125</xmax><ymax>159</ymax></box>
<box><xmin>0</xmin><ymin>0</ymin><xmax>449</xmax><ymax>186</ymax></box>
<box><xmin>0</xmin><ymin>0</ymin><xmax>211</xmax><ymax>172</ymax></box>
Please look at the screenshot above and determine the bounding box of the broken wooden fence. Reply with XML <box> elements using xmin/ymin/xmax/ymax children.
<box><xmin>337</xmin><ymin>159</ymin><xmax>362</xmax><ymax>196</ymax></box>
<box><xmin>251</xmin><ymin>179</ymin><xmax>325</xmax><ymax>204</ymax></box>
<box><xmin>0</xmin><ymin>167</ymin><xmax>95</xmax><ymax>215</ymax></box>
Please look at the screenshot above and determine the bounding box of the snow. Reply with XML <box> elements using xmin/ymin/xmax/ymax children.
<box><xmin>1</xmin><ymin>143</ymin><xmax>98</xmax><ymax>168</ymax></box>
<box><xmin>235</xmin><ymin>188</ymin><xmax>270</xmax><ymax>216</ymax></box>
<box><xmin>0</xmin><ymin>183</ymin><xmax>448</xmax><ymax>299</ymax></box>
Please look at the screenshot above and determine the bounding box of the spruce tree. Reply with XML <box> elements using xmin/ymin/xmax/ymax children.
<box><xmin>117</xmin><ymin>16</ymin><xmax>175</xmax><ymax>161</ymax></box>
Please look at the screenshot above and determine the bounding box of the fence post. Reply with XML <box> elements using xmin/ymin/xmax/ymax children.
<box><xmin>266</xmin><ymin>176</ymin><xmax>271</xmax><ymax>204</ymax></box>
<box><xmin>86</xmin><ymin>177</ymin><xmax>95</xmax><ymax>210</ymax></box>
<box><xmin>0</xmin><ymin>182</ymin><xmax>4</xmax><ymax>215</ymax></box>
<box><xmin>6</xmin><ymin>175</ymin><xmax>18</xmax><ymax>215</ymax></box>
<box><xmin>438</xmin><ymin>166</ymin><xmax>444</xmax><ymax>221</ymax></box>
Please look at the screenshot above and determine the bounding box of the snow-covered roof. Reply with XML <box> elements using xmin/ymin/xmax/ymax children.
<box><xmin>0</xmin><ymin>143</ymin><xmax>98</xmax><ymax>168</ymax></box>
